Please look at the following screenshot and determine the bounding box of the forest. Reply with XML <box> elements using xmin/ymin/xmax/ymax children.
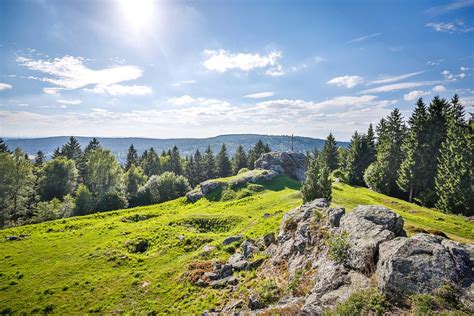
<box><xmin>0</xmin><ymin>94</ymin><xmax>472</xmax><ymax>228</ymax></box>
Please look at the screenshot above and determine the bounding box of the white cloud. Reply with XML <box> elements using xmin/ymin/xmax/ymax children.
<box><xmin>347</xmin><ymin>32</ymin><xmax>382</xmax><ymax>44</ymax></box>
<box><xmin>244</xmin><ymin>92</ymin><xmax>274</xmax><ymax>99</ymax></box>
<box><xmin>460</xmin><ymin>66</ymin><xmax>471</xmax><ymax>71</ymax></box>
<box><xmin>57</xmin><ymin>99</ymin><xmax>82</xmax><ymax>105</ymax></box>
<box><xmin>327</xmin><ymin>75</ymin><xmax>364</xmax><ymax>88</ymax></box>
<box><xmin>42</xmin><ymin>87</ymin><xmax>62</xmax><ymax>95</ymax></box>
<box><xmin>265</xmin><ymin>64</ymin><xmax>285</xmax><ymax>77</ymax></box>
<box><xmin>427</xmin><ymin>59</ymin><xmax>444</xmax><ymax>66</ymax></box>
<box><xmin>172</xmin><ymin>80</ymin><xmax>197</xmax><ymax>87</ymax></box>
<box><xmin>404</xmin><ymin>90</ymin><xmax>430</xmax><ymax>101</ymax></box>
<box><xmin>313</xmin><ymin>56</ymin><xmax>327</xmax><ymax>63</ymax></box>
<box><xmin>426</xmin><ymin>20</ymin><xmax>474</xmax><ymax>33</ymax></box>
<box><xmin>167</xmin><ymin>95</ymin><xmax>231</xmax><ymax>107</ymax></box>
<box><xmin>0</xmin><ymin>83</ymin><xmax>13</xmax><ymax>91</ymax></box>
<box><xmin>17</xmin><ymin>55</ymin><xmax>151</xmax><ymax>96</ymax></box>
<box><xmin>426</xmin><ymin>0</ymin><xmax>474</xmax><ymax>15</ymax></box>
<box><xmin>456</xmin><ymin>73</ymin><xmax>466</xmax><ymax>79</ymax></box>
<box><xmin>359</xmin><ymin>81</ymin><xmax>442</xmax><ymax>94</ymax></box>
<box><xmin>369</xmin><ymin>71</ymin><xmax>424</xmax><ymax>85</ymax></box>
<box><xmin>441</xmin><ymin>70</ymin><xmax>454</xmax><ymax>79</ymax></box>
<box><xmin>203</xmin><ymin>49</ymin><xmax>282</xmax><ymax>74</ymax></box>
<box><xmin>432</xmin><ymin>85</ymin><xmax>446</xmax><ymax>92</ymax></box>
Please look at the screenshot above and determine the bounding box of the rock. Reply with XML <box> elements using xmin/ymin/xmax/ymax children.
<box><xmin>19</xmin><ymin>234</ymin><xmax>29</xmax><ymax>238</ymax></box>
<box><xmin>376</xmin><ymin>233</ymin><xmax>471</xmax><ymax>305</ymax></box>
<box><xmin>203</xmin><ymin>272</ymin><xmax>219</xmax><ymax>281</ymax></box>
<box><xmin>201</xmin><ymin>245</ymin><xmax>216</xmax><ymax>254</ymax></box>
<box><xmin>262</xmin><ymin>233</ymin><xmax>276</xmax><ymax>247</ymax></box>
<box><xmin>223</xmin><ymin>235</ymin><xmax>243</xmax><ymax>245</ymax></box>
<box><xmin>255</xmin><ymin>151</ymin><xmax>308</xmax><ymax>181</ymax></box>
<box><xmin>5</xmin><ymin>236</ymin><xmax>19</xmax><ymax>241</ymax></box>
<box><xmin>339</xmin><ymin>205</ymin><xmax>405</xmax><ymax>273</ymax></box>
<box><xmin>232</xmin><ymin>260</ymin><xmax>248</xmax><ymax>271</ymax></box>
<box><xmin>185</xmin><ymin>189</ymin><xmax>203</xmax><ymax>203</ymax></box>
<box><xmin>327</xmin><ymin>208</ymin><xmax>345</xmax><ymax>227</ymax></box>
<box><xmin>195</xmin><ymin>279</ymin><xmax>207</xmax><ymax>287</ymax></box>
<box><xmin>210</xmin><ymin>276</ymin><xmax>238</xmax><ymax>288</ymax></box>
<box><xmin>248</xmin><ymin>258</ymin><xmax>265</xmax><ymax>270</ymax></box>
<box><xmin>214</xmin><ymin>263</ymin><xmax>233</xmax><ymax>279</ymax></box>
<box><xmin>248</xmin><ymin>293</ymin><xmax>264</xmax><ymax>310</ymax></box>
<box><xmin>185</xmin><ymin>180</ymin><xmax>225</xmax><ymax>202</ymax></box>
<box><xmin>228</xmin><ymin>253</ymin><xmax>244</xmax><ymax>265</ymax></box>
<box><xmin>228</xmin><ymin>169</ymin><xmax>277</xmax><ymax>187</ymax></box>
<box><xmin>222</xmin><ymin>299</ymin><xmax>245</xmax><ymax>313</ymax></box>
<box><xmin>241</xmin><ymin>240</ymin><xmax>258</xmax><ymax>259</ymax></box>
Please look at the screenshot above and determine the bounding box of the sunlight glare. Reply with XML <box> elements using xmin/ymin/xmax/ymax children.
<box><xmin>118</xmin><ymin>0</ymin><xmax>155</xmax><ymax>32</ymax></box>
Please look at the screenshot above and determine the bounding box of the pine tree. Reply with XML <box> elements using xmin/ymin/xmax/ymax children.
<box><xmin>247</xmin><ymin>139</ymin><xmax>270</xmax><ymax>169</ymax></box>
<box><xmin>345</xmin><ymin>131</ymin><xmax>372</xmax><ymax>186</ymax></box>
<box><xmin>125</xmin><ymin>144</ymin><xmax>139</xmax><ymax>171</ymax></box>
<box><xmin>232</xmin><ymin>145</ymin><xmax>248</xmax><ymax>174</ymax></box>
<box><xmin>62</xmin><ymin>136</ymin><xmax>83</xmax><ymax>161</ymax></box>
<box><xmin>320</xmin><ymin>133</ymin><xmax>339</xmax><ymax>172</ymax></box>
<box><xmin>435</xmin><ymin>101</ymin><xmax>473</xmax><ymax>215</ymax></box>
<box><xmin>52</xmin><ymin>147</ymin><xmax>64</xmax><ymax>159</ymax></box>
<box><xmin>84</xmin><ymin>138</ymin><xmax>101</xmax><ymax>154</ymax></box>
<box><xmin>216</xmin><ymin>143</ymin><xmax>232</xmax><ymax>178</ymax></box>
<box><xmin>169</xmin><ymin>146</ymin><xmax>183</xmax><ymax>175</ymax></box>
<box><xmin>0</xmin><ymin>138</ymin><xmax>10</xmax><ymax>153</ymax></box>
<box><xmin>420</xmin><ymin>96</ymin><xmax>450</xmax><ymax>206</ymax></box>
<box><xmin>34</xmin><ymin>150</ymin><xmax>46</xmax><ymax>168</ymax></box>
<box><xmin>194</xmin><ymin>149</ymin><xmax>205</xmax><ymax>183</ymax></box>
<box><xmin>184</xmin><ymin>155</ymin><xmax>198</xmax><ymax>187</ymax></box>
<box><xmin>141</xmin><ymin>147</ymin><xmax>160</xmax><ymax>177</ymax></box>
<box><xmin>366</xmin><ymin>124</ymin><xmax>376</xmax><ymax>165</ymax></box>
<box><xmin>301</xmin><ymin>158</ymin><xmax>332</xmax><ymax>203</ymax></box>
<box><xmin>397</xmin><ymin>98</ymin><xmax>429</xmax><ymax>202</ymax></box>
<box><xmin>203</xmin><ymin>146</ymin><xmax>216</xmax><ymax>180</ymax></box>
<box><xmin>364</xmin><ymin>109</ymin><xmax>406</xmax><ymax>196</ymax></box>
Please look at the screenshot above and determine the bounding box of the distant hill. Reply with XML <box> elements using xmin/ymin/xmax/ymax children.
<box><xmin>5</xmin><ymin>134</ymin><xmax>349</xmax><ymax>162</ymax></box>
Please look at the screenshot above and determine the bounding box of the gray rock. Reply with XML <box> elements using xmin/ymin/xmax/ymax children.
<box><xmin>232</xmin><ymin>260</ymin><xmax>248</xmax><ymax>271</ymax></box>
<box><xmin>376</xmin><ymin>233</ymin><xmax>471</xmax><ymax>304</ymax></box>
<box><xmin>228</xmin><ymin>169</ymin><xmax>277</xmax><ymax>187</ymax></box>
<box><xmin>247</xmin><ymin>258</ymin><xmax>265</xmax><ymax>270</ymax></box>
<box><xmin>5</xmin><ymin>236</ymin><xmax>19</xmax><ymax>241</ymax></box>
<box><xmin>255</xmin><ymin>151</ymin><xmax>308</xmax><ymax>181</ymax></box>
<box><xmin>195</xmin><ymin>279</ymin><xmax>207</xmax><ymax>287</ymax></box>
<box><xmin>222</xmin><ymin>299</ymin><xmax>245</xmax><ymax>313</ymax></box>
<box><xmin>263</xmin><ymin>233</ymin><xmax>276</xmax><ymax>247</ymax></box>
<box><xmin>211</xmin><ymin>276</ymin><xmax>238</xmax><ymax>288</ymax></box>
<box><xmin>201</xmin><ymin>245</ymin><xmax>216</xmax><ymax>254</ymax></box>
<box><xmin>339</xmin><ymin>205</ymin><xmax>405</xmax><ymax>273</ymax></box>
<box><xmin>327</xmin><ymin>208</ymin><xmax>345</xmax><ymax>227</ymax></box>
<box><xmin>214</xmin><ymin>263</ymin><xmax>233</xmax><ymax>279</ymax></box>
<box><xmin>228</xmin><ymin>253</ymin><xmax>244</xmax><ymax>265</ymax></box>
<box><xmin>248</xmin><ymin>293</ymin><xmax>264</xmax><ymax>310</ymax></box>
<box><xmin>203</xmin><ymin>272</ymin><xmax>219</xmax><ymax>281</ymax></box>
<box><xmin>241</xmin><ymin>240</ymin><xmax>258</xmax><ymax>259</ymax></box>
<box><xmin>223</xmin><ymin>235</ymin><xmax>243</xmax><ymax>245</ymax></box>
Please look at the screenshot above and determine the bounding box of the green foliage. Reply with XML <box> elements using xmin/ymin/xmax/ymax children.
<box><xmin>74</xmin><ymin>184</ymin><xmax>93</xmax><ymax>216</ymax></box>
<box><xmin>326</xmin><ymin>231</ymin><xmax>350</xmax><ymax>264</ymax></box>
<box><xmin>330</xmin><ymin>288</ymin><xmax>388</xmax><ymax>316</ymax></box>
<box><xmin>143</xmin><ymin>172</ymin><xmax>191</xmax><ymax>204</ymax></box>
<box><xmin>169</xmin><ymin>146</ymin><xmax>183</xmax><ymax>176</ymax></box>
<box><xmin>125</xmin><ymin>144</ymin><xmax>138</xmax><ymax>171</ymax></box>
<box><xmin>247</xmin><ymin>139</ymin><xmax>271</xmax><ymax>169</ymax></box>
<box><xmin>203</xmin><ymin>146</ymin><xmax>216</xmax><ymax>180</ymax></box>
<box><xmin>140</xmin><ymin>148</ymin><xmax>161</xmax><ymax>177</ymax></box>
<box><xmin>287</xmin><ymin>269</ymin><xmax>304</xmax><ymax>295</ymax></box>
<box><xmin>33</xmin><ymin>195</ymin><xmax>75</xmax><ymax>222</ymax></box>
<box><xmin>174</xmin><ymin>215</ymin><xmax>242</xmax><ymax>233</ymax></box>
<box><xmin>331</xmin><ymin>168</ymin><xmax>346</xmax><ymax>182</ymax></box>
<box><xmin>232</xmin><ymin>145</ymin><xmax>248</xmax><ymax>175</ymax></box>
<box><xmin>411</xmin><ymin>294</ymin><xmax>435</xmax><ymax>315</ymax></box>
<box><xmin>345</xmin><ymin>128</ymin><xmax>374</xmax><ymax>186</ymax></box>
<box><xmin>237</xmin><ymin>167</ymin><xmax>250</xmax><ymax>174</ymax></box>
<box><xmin>319</xmin><ymin>133</ymin><xmax>339</xmax><ymax>172</ymax></box>
<box><xmin>435</xmin><ymin>103</ymin><xmax>473</xmax><ymax>216</ymax></box>
<box><xmin>125</xmin><ymin>164</ymin><xmax>147</xmax><ymax>206</ymax></box>
<box><xmin>258</xmin><ymin>280</ymin><xmax>280</xmax><ymax>306</ymax></box>
<box><xmin>40</xmin><ymin>157</ymin><xmax>78</xmax><ymax>201</ymax></box>
<box><xmin>216</xmin><ymin>143</ymin><xmax>232</xmax><ymax>178</ymax></box>
<box><xmin>301</xmin><ymin>157</ymin><xmax>332</xmax><ymax>203</ymax></box>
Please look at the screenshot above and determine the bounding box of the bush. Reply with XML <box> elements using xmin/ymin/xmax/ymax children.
<box><xmin>247</xmin><ymin>184</ymin><xmax>265</xmax><ymax>192</ymax></box>
<box><xmin>221</xmin><ymin>189</ymin><xmax>237</xmax><ymax>201</ymax></box>
<box><xmin>331</xmin><ymin>288</ymin><xmax>388</xmax><ymax>315</ymax></box>
<box><xmin>143</xmin><ymin>172</ymin><xmax>191</xmax><ymax>204</ymax></box>
<box><xmin>326</xmin><ymin>231</ymin><xmax>350</xmax><ymax>265</ymax></box>
<box><xmin>258</xmin><ymin>280</ymin><xmax>280</xmax><ymax>306</ymax></box>
<box><xmin>74</xmin><ymin>184</ymin><xmax>94</xmax><ymax>216</ymax></box>
<box><xmin>95</xmin><ymin>192</ymin><xmax>128</xmax><ymax>212</ymax></box>
<box><xmin>33</xmin><ymin>195</ymin><xmax>75</xmax><ymax>223</ymax></box>
<box><xmin>411</xmin><ymin>294</ymin><xmax>435</xmax><ymax>315</ymax></box>
<box><xmin>331</xmin><ymin>168</ymin><xmax>347</xmax><ymax>182</ymax></box>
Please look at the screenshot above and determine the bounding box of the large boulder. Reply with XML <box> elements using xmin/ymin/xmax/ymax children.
<box><xmin>339</xmin><ymin>205</ymin><xmax>406</xmax><ymax>273</ymax></box>
<box><xmin>376</xmin><ymin>233</ymin><xmax>472</xmax><ymax>305</ymax></box>
<box><xmin>255</xmin><ymin>151</ymin><xmax>307</xmax><ymax>181</ymax></box>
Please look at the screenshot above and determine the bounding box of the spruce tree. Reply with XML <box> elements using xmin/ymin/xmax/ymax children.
<box><xmin>84</xmin><ymin>138</ymin><xmax>101</xmax><ymax>154</ymax></box>
<box><xmin>301</xmin><ymin>158</ymin><xmax>332</xmax><ymax>203</ymax></box>
<box><xmin>435</xmin><ymin>101</ymin><xmax>473</xmax><ymax>215</ymax></box>
<box><xmin>194</xmin><ymin>149</ymin><xmax>205</xmax><ymax>183</ymax></box>
<box><xmin>232</xmin><ymin>145</ymin><xmax>248</xmax><ymax>174</ymax></box>
<box><xmin>62</xmin><ymin>136</ymin><xmax>83</xmax><ymax>161</ymax></box>
<box><xmin>125</xmin><ymin>144</ymin><xmax>139</xmax><ymax>171</ymax></box>
<box><xmin>345</xmin><ymin>131</ymin><xmax>372</xmax><ymax>186</ymax></box>
<box><xmin>364</xmin><ymin>109</ymin><xmax>406</xmax><ymax>196</ymax></box>
<box><xmin>184</xmin><ymin>155</ymin><xmax>198</xmax><ymax>187</ymax></box>
<box><xmin>52</xmin><ymin>147</ymin><xmax>64</xmax><ymax>159</ymax></box>
<box><xmin>0</xmin><ymin>138</ymin><xmax>10</xmax><ymax>153</ymax></box>
<box><xmin>320</xmin><ymin>133</ymin><xmax>339</xmax><ymax>172</ymax></box>
<box><xmin>169</xmin><ymin>146</ymin><xmax>183</xmax><ymax>175</ymax></box>
<box><xmin>34</xmin><ymin>150</ymin><xmax>46</xmax><ymax>168</ymax></box>
<box><xmin>203</xmin><ymin>146</ymin><xmax>216</xmax><ymax>180</ymax></box>
<box><xmin>366</xmin><ymin>124</ymin><xmax>376</xmax><ymax>165</ymax></box>
<box><xmin>248</xmin><ymin>140</ymin><xmax>270</xmax><ymax>169</ymax></box>
<box><xmin>141</xmin><ymin>147</ymin><xmax>160</xmax><ymax>177</ymax></box>
<box><xmin>397</xmin><ymin>98</ymin><xmax>429</xmax><ymax>202</ymax></box>
<box><xmin>216</xmin><ymin>143</ymin><xmax>232</xmax><ymax>178</ymax></box>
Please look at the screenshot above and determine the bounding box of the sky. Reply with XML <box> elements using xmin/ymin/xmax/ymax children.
<box><xmin>0</xmin><ymin>0</ymin><xmax>473</xmax><ymax>140</ymax></box>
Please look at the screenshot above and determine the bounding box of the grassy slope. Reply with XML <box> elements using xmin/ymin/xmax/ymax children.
<box><xmin>0</xmin><ymin>177</ymin><xmax>472</xmax><ymax>314</ymax></box>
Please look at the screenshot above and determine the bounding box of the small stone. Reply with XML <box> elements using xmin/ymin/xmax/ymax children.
<box><xmin>248</xmin><ymin>293</ymin><xmax>264</xmax><ymax>310</ymax></box>
<box><xmin>6</xmin><ymin>236</ymin><xmax>19</xmax><ymax>241</ymax></box>
<box><xmin>232</xmin><ymin>260</ymin><xmax>248</xmax><ymax>271</ymax></box>
<box><xmin>241</xmin><ymin>240</ymin><xmax>258</xmax><ymax>259</ymax></box>
<box><xmin>263</xmin><ymin>233</ymin><xmax>276</xmax><ymax>247</ymax></box>
<box><xmin>223</xmin><ymin>235</ymin><xmax>243</xmax><ymax>245</ymax></box>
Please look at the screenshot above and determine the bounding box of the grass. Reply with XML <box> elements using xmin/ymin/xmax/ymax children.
<box><xmin>0</xmin><ymin>175</ymin><xmax>472</xmax><ymax>314</ymax></box>
<box><xmin>332</xmin><ymin>182</ymin><xmax>474</xmax><ymax>243</ymax></box>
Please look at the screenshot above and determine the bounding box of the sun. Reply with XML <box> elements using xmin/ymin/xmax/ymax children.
<box><xmin>118</xmin><ymin>0</ymin><xmax>155</xmax><ymax>32</ymax></box>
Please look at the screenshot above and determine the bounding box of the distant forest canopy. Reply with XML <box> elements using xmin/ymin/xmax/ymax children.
<box><xmin>0</xmin><ymin>94</ymin><xmax>472</xmax><ymax>228</ymax></box>
<box><xmin>4</xmin><ymin>134</ymin><xmax>349</xmax><ymax>163</ymax></box>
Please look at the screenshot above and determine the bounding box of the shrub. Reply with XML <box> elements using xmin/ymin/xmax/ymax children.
<box><xmin>247</xmin><ymin>184</ymin><xmax>265</xmax><ymax>192</ymax></box>
<box><xmin>143</xmin><ymin>172</ymin><xmax>191</xmax><ymax>204</ymax></box>
<box><xmin>32</xmin><ymin>195</ymin><xmax>75</xmax><ymax>222</ymax></box>
<box><xmin>74</xmin><ymin>184</ymin><xmax>94</xmax><ymax>216</ymax></box>
<box><xmin>95</xmin><ymin>192</ymin><xmax>128</xmax><ymax>212</ymax></box>
<box><xmin>125</xmin><ymin>238</ymin><xmax>149</xmax><ymax>253</ymax></box>
<box><xmin>326</xmin><ymin>231</ymin><xmax>350</xmax><ymax>265</ymax></box>
<box><xmin>287</xmin><ymin>269</ymin><xmax>304</xmax><ymax>295</ymax></box>
<box><xmin>411</xmin><ymin>294</ymin><xmax>435</xmax><ymax>315</ymax></box>
<box><xmin>330</xmin><ymin>288</ymin><xmax>388</xmax><ymax>315</ymax></box>
<box><xmin>258</xmin><ymin>280</ymin><xmax>280</xmax><ymax>306</ymax></box>
<box><xmin>221</xmin><ymin>189</ymin><xmax>237</xmax><ymax>201</ymax></box>
<box><xmin>331</xmin><ymin>168</ymin><xmax>347</xmax><ymax>182</ymax></box>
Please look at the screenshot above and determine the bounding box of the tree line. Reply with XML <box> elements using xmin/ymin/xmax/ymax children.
<box><xmin>301</xmin><ymin>94</ymin><xmax>473</xmax><ymax>217</ymax></box>
<box><xmin>0</xmin><ymin>137</ymin><xmax>271</xmax><ymax>227</ymax></box>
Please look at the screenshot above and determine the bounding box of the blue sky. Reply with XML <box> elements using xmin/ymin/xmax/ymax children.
<box><xmin>0</xmin><ymin>0</ymin><xmax>473</xmax><ymax>140</ymax></box>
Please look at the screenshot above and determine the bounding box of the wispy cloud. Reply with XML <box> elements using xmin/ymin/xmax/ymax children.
<box><xmin>359</xmin><ymin>81</ymin><xmax>442</xmax><ymax>94</ymax></box>
<box><xmin>368</xmin><ymin>71</ymin><xmax>424</xmax><ymax>85</ymax></box>
<box><xmin>17</xmin><ymin>55</ymin><xmax>152</xmax><ymax>95</ymax></box>
<box><xmin>244</xmin><ymin>92</ymin><xmax>274</xmax><ymax>99</ymax></box>
<box><xmin>404</xmin><ymin>85</ymin><xmax>447</xmax><ymax>101</ymax></box>
<box><xmin>57</xmin><ymin>99</ymin><xmax>82</xmax><ymax>105</ymax></box>
<box><xmin>172</xmin><ymin>80</ymin><xmax>197</xmax><ymax>87</ymax></box>
<box><xmin>167</xmin><ymin>95</ymin><xmax>231</xmax><ymax>107</ymax></box>
<box><xmin>327</xmin><ymin>75</ymin><xmax>364</xmax><ymax>88</ymax></box>
<box><xmin>347</xmin><ymin>32</ymin><xmax>382</xmax><ymax>44</ymax></box>
<box><xmin>425</xmin><ymin>0</ymin><xmax>474</xmax><ymax>15</ymax></box>
<box><xmin>0</xmin><ymin>83</ymin><xmax>13</xmax><ymax>91</ymax></box>
<box><xmin>426</xmin><ymin>20</ymin><xmax>474</xmax><ymax>33</ymax></box>
<box><xmin>203</xmin><ymin>49</ymin><xmax>282</xmax><ymax>75</ymax></box>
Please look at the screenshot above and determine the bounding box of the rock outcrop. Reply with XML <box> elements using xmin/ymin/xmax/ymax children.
<box><xmin>219</xmin><ymin>200</ymin><xmax>473</xmax><ymax>315</ymax></box>
<box><xmin>255</xmin><ymin>151</ymin><xmax>307</xmax><ymax>181</ymax></box>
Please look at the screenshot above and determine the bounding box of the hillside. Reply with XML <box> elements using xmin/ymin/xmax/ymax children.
<box><xmin>0</xmin><ymin>176</ymin><xmax>472</xmax><ymax>314</ymax></box>
<box><xmin>4</xmin><ymin>134</ymin><xmax>349</xmax><ymax>162</ymax></box>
